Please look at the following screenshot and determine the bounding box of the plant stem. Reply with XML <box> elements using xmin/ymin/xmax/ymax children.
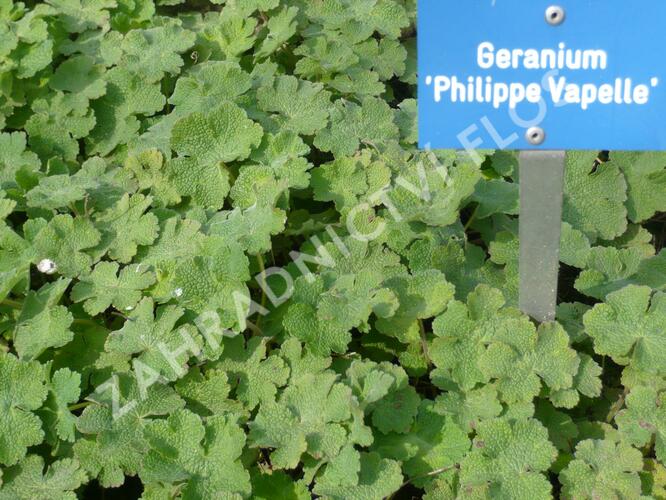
<box><xmin>391</xmin><ymin>463</ymin><xmax>460</xmax><ymax>497</ymax></box>
<box><xmin>418</xmin><ymin>320</ymin><xmax>432</xmax><ymax>367</ymax></box>
<box><xmin>606</xmin><ymin>387</ymin><xmax>630</xmax><ymax>423</ymax></box>
<box><xmin>255</xmin><ymin>253</ymin><xmax>268</xmax><ymax>328</ymax></box>
<box><xmin>464</xmin><ymin>205</ymin><xmax>479</xmax><ymax>231</ymax></box>
<box><xmin>72</xmin><ymin>318</ymin><xmax>104</xmax><ymax>329</ymax></box>
<box><xmin>68</xmin><ymin>401</ymin><xmax>93</xmax><ymax>411</ymax></box>
<box><xmin>1</xmin><ymin>298</ymin><xmax>23</xmax><ymax>309</ymax></box>
<box><xmin>246</xmin><ymin>320</ymin><xmax>263</xmax><ymax>337</ymax></box>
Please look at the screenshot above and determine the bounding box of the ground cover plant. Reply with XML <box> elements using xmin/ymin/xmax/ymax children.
<box><xmin>0</xmin><ymin>0</ymin><xmax>665</xmax><ymax>498</ymax></box>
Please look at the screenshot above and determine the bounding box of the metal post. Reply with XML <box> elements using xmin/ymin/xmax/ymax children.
<box><xmin>518</xmin><ymin>150</ymin><xmax>566</xmax><ymax>323</ymax></box>
<box><xmin>518</xmin><ymin>5</ymin><xmax>567</xmax><ymax>323</ymax></box>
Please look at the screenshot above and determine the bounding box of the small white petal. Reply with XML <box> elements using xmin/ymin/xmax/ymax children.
<box><xmin>173</xmin><ymin>288</ymin><xmax>183</xmax><ymax>297</ymax></box>
<box><xmin>125</xmin><ymin>306</ymin><xmax>134</xmax><ymax>311</ymax></box>
<box><xmin>37</xmin><ymin>258</ymin><xmax>57</xmax><ymax>275</ymax></box>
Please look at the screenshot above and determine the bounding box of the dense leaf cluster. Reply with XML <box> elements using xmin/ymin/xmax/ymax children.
<box><xmin>0</xmin><ymin>0</ymin><xmax>665</xmax><ymax>498</ymax></box>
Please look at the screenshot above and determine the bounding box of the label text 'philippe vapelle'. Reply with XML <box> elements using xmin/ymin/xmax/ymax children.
<box><xmin>425</xmin><ymin>42</ymin><xmax>660</xmax><ymax>110</ymax></box>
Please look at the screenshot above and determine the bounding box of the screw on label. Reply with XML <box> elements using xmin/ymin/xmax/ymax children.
<box><xmin>526</xmin><ymin>127</ymin><xmax>546</xmax><ymax>145</ymax></box>
<box><xmin>545</xmin><ymin>6</ymin><xmax>565</xmax><ymax>26</ymax></box>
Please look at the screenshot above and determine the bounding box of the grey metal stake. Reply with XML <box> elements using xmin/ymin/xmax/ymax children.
<box><xmin>517</xmin><ymin>5</ymin><xmax>567</xmax><ymax>323</ymax></box>
<box><xmin>518</xmin><ymin>149</ymin><xmax>565</xmax><ymax>322</ymax></box>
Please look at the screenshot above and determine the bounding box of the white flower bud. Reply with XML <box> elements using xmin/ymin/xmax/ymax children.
<box><xmin>37</xmin><ymin>258</ymin><xmax>57</xmax><ymax>275</ymax></box>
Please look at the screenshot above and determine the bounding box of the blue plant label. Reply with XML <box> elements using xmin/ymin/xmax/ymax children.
<box><xmin>418</xmin><ymin>1</ymin><xmax>666</xmax><ymax>151</ymax></box>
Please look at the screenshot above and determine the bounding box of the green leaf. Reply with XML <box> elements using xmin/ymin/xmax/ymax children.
<box><xmin>94</xmin><ymin>194</ymin><xmax>159</xmax><ymax>263</ymax></box>
<box><xmin>171</xmin><ymin>102</ymin><xmax>263</xmax><ymax>164</ymax></box>
<box><xmin>345</xmin><ymin>360</ymin><xmax>420</xmax><ymax>434</ymax></box>
<box><xmin>471</xmin><ymin>179</ymin><xmax>519</xmax><ymax>219</ymax></box>
<box><xmin>165</xmin><ymin>157</ymin><xmax>230</xmax><ymax>210</ymax></box>
<box><xmin>395</xmin><ymin>98</ymin><xmax>417</xmax><ymax>144</ymax></box>
<box><xmin>74</xmin><ymin>374</ymin><xmax>184</xmax><ymax>487</ymax></box>
<box><xmin>480</xmin><ymin>321</ymin><xmax>581</xmax><ymax>405</ymax></box>
<box><xmin>45</xmin><ymin>0</ymin><xmax>116</xmax><ymax>33</ymax></box>
<box><xmin>120</xmin><ymin>23</ymin><xmax>195</xmax><ymax>82</ymax></box>
<box><xmin>26</xmin><ymin>172</ymin><xmax>95</xmax><ymax>211</ymax></box>
<box><xmin>430</xmin><ymin>285</ymin><xmax>521</xmax><ymax>391</ymax></box>
<box><xmin>31</xmin><ymin>215</ymin><xmax>101</xmax><ymax>278</ymax></box>
<box><xmin>105</xmin><ymin>298</ymin><xmax>202</xmax><ymax>381</ymax></box>
<box><xmin>575</xmin><ymin>247</ymin><xmax>666</xmax><ymax>299</ymax></box>
<box><xmin>560</xmin><ymin>222</ymin><xmax>591</xmax><ymax>268</ymax></box>
<box><xmin>218</xmin><ymin>0</ymin><xmax>279</xmax><ymax>16</ymax></box>
<box><xmin>40</xmin><ymin>368</ymin><xmax>81</xmax><ymax>443</ymax></box>
<box><xmin>214</xmin><ymin>336</ymin><xmax>289</xmax><ymax>411</ymax></box>
<box><xmin>0</xmin><ymin>354</ymin><xmax>48</xmax><ymax>466</ymax></box>
<box><xmin>434</xmin><ymin>385</ymin><xmax>503</xmax><ymax>433</ymax></box>
<box><xmin>386</xmin><ymin>157</ymin><xmax>481</xmax><ymax>227</ymax></box>
<box><xmin>170</xmin><ymin>238</ymin><xmax>250</xmax><ymax>318</ymax></box>
<box><xmin>50</xmin><ymin>55</ymin><xmax>107</xmax><ymax>101</ymax></box>
<box><xmin>257</xmin><ymin>75</ymin><xmax>331</xmax><ymax>136</ymax></box>
<box><xmin>407</xmin><ymin>238</ymin><xmax>501</xmax><ymax>302</ymax></box>
<box><xmin>459</xmin><ymin>418</ymin><xmax>557</xmax><ymax>500</ymax></box>
<box><xmin>613</xmin><ymin>151</ymin><xmax>666</xmax><ymax>223</ymax></box>
<box><xmin>193</xmin><ymin>10</ymin><xmax>257</xmax><ymax>61</ymax></box>
<box><xmin>376</xmin><ymin>270</ymin><xmax>454</xmax><ymax>344</ymax></box>
<box><xmin>174</xmin><ymin>367</ymin><xmax>238</xmax><ymax>416</ymax></box>
<box><xmin>255</xmin><ymin>6</ymin><xmax>298</xmax><ymax>60</ymax></box>
<box><xmin>26</xmin><ymin>93</ymin><xmax>96</xmax><ymax>161</ymax></box>
<box><xmin>168</xmin><ymin>61</ymin><xmax>252</xmax><ymax>115</ymax></box>
<box><xmin>310</xmin><ymin>150</ymin><xmax>390</xmax><ymax>215</ymax></box>
<box><xmin>616</xmin><ymin>386</ymin><xmax>666</xmax><ymax>463</ymax></box>
<box><xmin>71</xmin><ymin>261</ymin><xmax>156</xmax><ymax>316</ymax></box>
<box><xmin>251</xmin><ymin>470</ymin><xmax>310</xmax><ymax>500</ymax></box>
<box><xmin>283</xmin><ymin>237</ymin><xmax>404</xmax><ymax>355</ymax></box>
<box><xmin>314</xmin><ymin>97</ymin><xmax>399</xmax><ymax>156</ymax></box>
<box><xmin>124</xmin><ymin>149</ymin><xmax>180</xmax><ymax>207</ymax></box>
<box><xmin>583</xmin><ymin>285</ymin><xmax>666</xmax><ymax>374</ymax></box>
<box><xmin>301</xmin><ymin>0</ymin><xmax>408</xmax><ymax>39</ymax></box>
<box><xmin>141</xmin><ymin>409</ymin><xmax>250</xmax><ymax>497</ymax></box>
<box><xmin>313</xmin><ymin>452</ymin><xmax>403</xmax><ymax>500</ymax></box>
<box><xmin>0</xmin><ymin>455</ymin><xmax>87</xmax><ymax>500</ymax></box>
<box><xmin>559</xmin><ymin>439</ymin><xmax>643</xmax><ymax>500</ymax></box>
<box><xmin>207</xmin><ymin>206</ymin><xmax>286</xmax><ymax>254</ymax></box>
<box><xmin>563</xmin><ymin>151</ymin><xmax>628</xmax><ymax>241</ymax></box>
<box><xmin>248</xmin><ymin>370</ymin><xmax>354</xmax><ymax>469</ymax></box>
<box><xmin>0</xmin><ymin>132</ymin><xmax>40</xmax><ymax>192</ymax></box>
<box><xmin>14</xmin><ymin>279</ymin><xmax>73</xmax><ymax>360</ymax></box>
<box><xmin>136</xmin><ymin>216</ymin><xmax>205</xmax><ymax>268</ymax></box>
<box><xmin>373</xmin><ymin>400</ymin><xmax>469</xmax><ymax>487</ymax></box>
